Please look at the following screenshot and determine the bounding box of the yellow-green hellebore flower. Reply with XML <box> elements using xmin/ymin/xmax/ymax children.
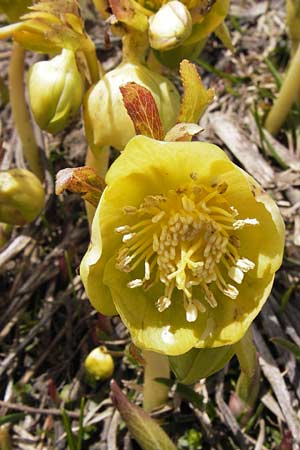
<box><xmin>84</xmin><ymin>62</ymin><xmax>180</xmax><ymax>151</ymax></box>
<box><xmin>0</xmin><ymin>168</ymin><xmax>44</xmax><ymax>225</ymax></box>
<box><xmin>80</xmin><ymin>136</ymin><xmax>285</xmax><ymax>356</ymax></box>
<box><xmin>28</xmin><ymin>49</ymin><xmax>85</xmax><ymax>134</ymax></box>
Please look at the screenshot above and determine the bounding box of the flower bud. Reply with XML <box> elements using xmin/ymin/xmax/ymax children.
<box><xmin>28</xmin><ymin>49</ymin><xmax>85</xmax><ymax>134</ymax></box>
<box><xmin>0</xmin><ymin>168</ymin><xmax>44</xmax><ymax>225</ymax></box>
<box><xmin>149</xmin><ymin>1</ymin><xmax>192</xmax><ymax>51</ymax></box>
<box><xmin>84</xmin><ymin>62</ymin><xmax>180</xmax><ymax>151</ymax></box>
<box><xmin>84</xmin><ymin>346</ymin><xmax>114</xmax><ymax>380</ymax></box>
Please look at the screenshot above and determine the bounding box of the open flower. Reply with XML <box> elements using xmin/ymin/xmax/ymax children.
<box><xmin>80</xmin><ymin>136</ymin><xmax>284</xmax><ymax>356</ymax></box>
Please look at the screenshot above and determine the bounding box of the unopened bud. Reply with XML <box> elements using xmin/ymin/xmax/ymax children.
<box><xmin>149</xmin><ymin>1</ymin><xmax>192</xmax><ymax>51</ymax></box>
<box><xmin>84</xmin><ymin>62</ymin><xmax>180</xmax><ymax>151</ymax></box>
<box><xmin>28</xmin><ymin>49</ymin><xmax>85</xmax><ymax>134</ymax></box>
<box><xmin>84</xmin><ymin>346</ymin><xmax>114</xmax><ymax>381</ymax></box>
<box><xmin>0</xmin><ymin>169</ymin><xmax>44</xmax><ymax>225</ymax></box>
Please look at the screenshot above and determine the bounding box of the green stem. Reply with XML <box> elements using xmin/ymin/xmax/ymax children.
<box><xmin>82</xmin><ymin>36</ymin><xmax>102</xmax><ymax>84</ymax></box>
<box><xmin>122</xmin><ymin>31</ymin><xmax>148</xmax><ymax>65</ymax></box>
<box><xmin>143</xmin><ymin>350</ymin><xmax>170</xmax><ymax>412</ymax></box>
<box><xmin>85</xmin><ymin>146</ymin><xmax>109</xmax><ymax>225</ymax></box>
<box><xmin>9</xmin><ymin>42</ymin><xmax>43</xmax><ymax>180</ymax></box>
<box><xmin>265</xmin><ymin>42</ymin><xmax>300</xmax><ymax>135</ymax></box>
<box><xmin>233</xmin><ymin>327</ymin><xmax>260</xmax><ymax>423</ymax></box>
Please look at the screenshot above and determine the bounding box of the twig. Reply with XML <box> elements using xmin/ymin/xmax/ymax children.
<box><xmin>0</xmin><ymin>400</ymin><xmax>80</xmax><ymax>419</ymax></box>
<box><xmin>215</xmin><ymin>372</ymin><xmax>250</xmax><ymax>450</ymax></box>
<box><xmin>253</xmin><ymin>325</ymin><xmax>300</xmax><ymax>447</ymax></box>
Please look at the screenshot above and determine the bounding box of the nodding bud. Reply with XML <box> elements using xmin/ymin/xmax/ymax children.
<box><xmin>84</xmin><ymin>346</ymin><xmax>114</xmax><ymax>381</ymax></box>
<box><xmin>0</xmin><ymin>169</ymin><xmax>44</xmax><ymax>225</ymax></box>
<box><xmin>149</xmin><ymin>1</ymin><xmax>192</xmax><ymax>51</ymax></box>
<box><xmin>28</xmin><ymin>49</ymin><xmax>85</xmax><ymax>134</ymax></box>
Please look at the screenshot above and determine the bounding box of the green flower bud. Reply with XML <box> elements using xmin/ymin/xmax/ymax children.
<box><xmin>0</xmin><ymin>0</ymin><xmax>31</xmax><ymax>22</ymax></box>
<box><xmin>84</xmin><ymin>61</ymin><xmax>180</xmax><ymax>151</ymax></box>
<box><xmin>169</xmin><ymin>346</ymin><xmax>235</xmax><ymax>384</ymax></box>
<box><xmin>0</xmin><ymin>168</ymin><xmax>44</xmax><ymax>225</ymax></box>
<box><xmin>149</xmin><ymin>1</ymin><xmax>192</xmax><ymax>51</ymax></box>
<box><xmin>84</xmin><ymin>346</ymin><xmax>114</xmax><ymax>380</ymax></box>
<box><xmin>28</xmin><ymin>49</ymin><xmax>85</xmax><ymax>135</ymax></box>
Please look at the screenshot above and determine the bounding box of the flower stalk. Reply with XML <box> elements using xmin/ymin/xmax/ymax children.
<box><xmin>9</xmin><ymin>42</ymin><xmax>43</xmax><ymax>180</ymax></box>
<box><xmin>143</xmin><ymin>350</ymin><xmax>170</xmax><ymax>412</ymax></box>
<box><xmin>265</xmin><ymin>42</ymin><xmax>300</xmax><ymax>135</ymax></box>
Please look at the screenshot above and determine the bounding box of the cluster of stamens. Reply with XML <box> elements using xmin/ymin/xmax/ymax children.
<box><xmin>115</xmin><ymin>174</ymin><xmax>258</xmax><ymax>323</ymax></box>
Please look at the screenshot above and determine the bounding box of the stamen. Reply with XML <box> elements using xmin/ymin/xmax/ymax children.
<box><xmin>193</xmin><ymin>298</ymin><xmax>206</xmax><ymax>313</ymax></box>
<box><xmin>123</xmin><ymin>206</ymin><xmax>137</xmax><ymax>214</ymax></box>
<box><xmin>185</xmin><ymin>301</ymin><xmax>198</xmax><ymax>322</ymax></box>
<box><xmin>156</xmin><ymin>296</ymin><xmax>172</xmax><ymax>312</ymax></box>
<box><xmin>144</xmin><ymin>261</ymin><xmax>151</xmax><ymax>280</ymax></box>
<box><xmin>115</xmin><ymin>225</ymin><xmax>131</xmax><ymax>233</ymax></box>
<box><xmin>127</xmin><ymin>279</ymin><xmax>143</xmax><ymax>288</ymax></box>
<box><xmin>152</xmin><ymin>210</ymin><xmax>166</xmax><ymax>223</ymax></box>
<box><xmin>223</xmin><ymin>284</ymin><xmax>239</xmax><ymax>299</ymax></box>
<box><xmin>236</xmin><ymin>257</ymin><xmax>255</xmax><ymax>272</ymax></box>
<box><xmin>228</xmin><ymin>266</ymin><xmax>244</xmax><ymax>284</ymax></box>
<box><xmin>122</xmin><ymin>233</ymin><xmax>136</xmax><ymax>243</ymax></box>
<box><xmin>182</xmin><ymin>196</ymin><xmax>195</xmax><ymax>212</ymax></box>
<box><xmin>233</xmin><ymin>218</ymin><xmax>259</xmax><ymax>230</ymax></box>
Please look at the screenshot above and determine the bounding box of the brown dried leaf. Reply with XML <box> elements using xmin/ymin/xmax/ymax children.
<box><xmin>55</xmin><ymin>166</ymin><xmax>105</xmax><ymax>207</ymax></box>
<box><xmin>120</xmin><ymin>82</ymin><xmax>164</xmax><ymax>140</ymax></box>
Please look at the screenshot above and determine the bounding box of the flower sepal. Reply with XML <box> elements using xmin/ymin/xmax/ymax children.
<box><xmin>169</xmin><ymin>345</ymin><xmax>235</xmax><ymax>384</ymax></box>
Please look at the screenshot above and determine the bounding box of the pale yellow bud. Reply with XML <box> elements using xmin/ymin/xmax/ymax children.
<box><xmin>84</xmin><ymin>62</ymin><xmax>180</xmax><ymax>151</ymax></box>
<box><xmin>28</xmin><ymin>49</ymin><xmax>85</xmax><ymax>134</ymax></box>
<box><xmin>84</xmin><ymin>346</ymin><xmax>114</xmax><ymax>381</ymax></box>
<box><xmin>0</xmin><ymin>169</ymin><xmax>44</xmax><ymax>225</ymax></box>
<box><xmin>149</xmin><ymin>1</ymin><xmax>192</xmax><ymax>51</ymax></box>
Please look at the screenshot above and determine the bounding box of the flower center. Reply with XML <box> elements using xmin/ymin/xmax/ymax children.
<box><xmin>115</xmin><ymin>175</ymin><xmax>258</xmax><ymax>322</ymax></box>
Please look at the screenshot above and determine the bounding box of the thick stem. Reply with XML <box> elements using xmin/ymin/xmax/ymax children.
<box><xmin>143</xmin><ymin>350</ymin><xmax>170</xmax><ymax>412</ymax></box>
<box><xmin>9</xmin><ymin>42</ymin><xmax>43</xmax><ymax>180</ymax></box>
<box><xmin>122</xmin><ymin>31</ymin><xmax>149</xmax><ymax>65</ymax></box>
<box><xmin>82</xmin><ymin>36</ymin><xmax>103</xmax><ymax>83</ymax></box>
<box><xmin>85</xmin><ymin>146</ymin><xmax>109</xmax><ymax>225</ymax></box>
<box><xmin>265</xmin><ymin>43</ymin><xmax>300</xmax><ymax>135</ymax></box>
<box><xmin>233</xmin><ymin>327</ymin><xmax>260</xmax><ymax>424</ymax></box>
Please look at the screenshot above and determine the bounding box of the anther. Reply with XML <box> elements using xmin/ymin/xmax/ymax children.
<box><xmin>115</xmin><ymin>225</ymin><xmax>131</xmax><ymax>233</ymax></box>
<box><xmin>122</xmin><ymin>233</ymin><xmax>136</xmax><ymax>243</ymax></box>
<box><xmin>233</xmin><ymin>218</ymin><xmax>259</xmax><ymax>230</ymax></box>
<box><xmin>127</xmin><ymin>279</ymin><xmax>144</xmax><ymax>288</ymax></box>
<box><xmin>223</xmin><ymin>284</ymin><xmax>239</xmax><ymax>299</ymax></box>
<box><xmin>156</xmin><ymin>296</ymin><xmax>171</xmax><ymax>312</ymax></box>
<box><xmin>228</xmin><ymin>266</ymin><xmax>244</xmax><ymax>284</ymax></box>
